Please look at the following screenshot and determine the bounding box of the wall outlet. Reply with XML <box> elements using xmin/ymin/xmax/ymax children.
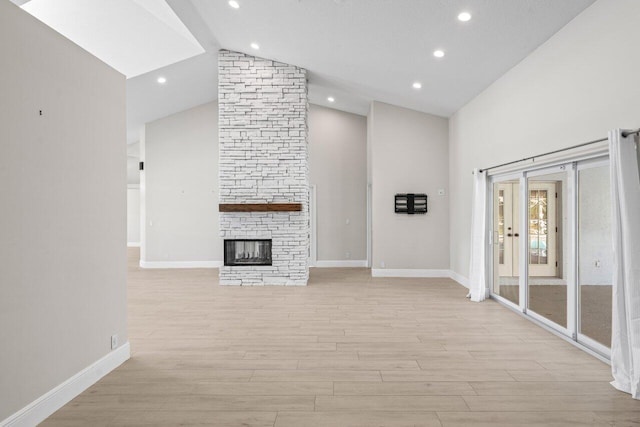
<box><xmin>346</xmin><ymin>251</ymin><xmax>351</xmax><ymax>259</ymax></box>
<box><xmin>111</xmin><ymin>334</ymin><xmax>118</xmax><ymax>350</ymax></box>
<box><xmin>345</xmin><ymin>218</ymin><xmax>350</xmax><ymax>225</ymax></box>
<box><xmin>595</xmin><ymin>260</ymin><xmax>601</xmax><ymax>268</ymax></box>
<box><xmin>380</xmin><ymin>261</ymin><xmax>385</xmax><ymax>268</ymax></box>
<box><xmin>438</xmin><ymin>189</ymin><xmax>446</xmax><ymax>196</ymax></box>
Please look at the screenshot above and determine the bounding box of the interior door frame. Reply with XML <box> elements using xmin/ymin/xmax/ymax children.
<box><xmin>496</xmin><ymin>180</ymin><xmax>561</xmax><ymax>279</ymax></box>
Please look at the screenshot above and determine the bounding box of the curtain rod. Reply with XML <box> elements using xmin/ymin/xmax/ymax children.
<box><xmin>478</xmin><ymin>128</ymin><xmax>640</xmax><ymax>173</ymax></box>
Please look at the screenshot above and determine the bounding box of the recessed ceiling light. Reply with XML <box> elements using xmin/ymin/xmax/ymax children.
<box><xmin>250</xmin><ymin>42</ymin><xmax>260</xmax><ymax>50</ymax></box>
<box><xmin>157</xmin><ymin>76</ymin><xmax>167</xmax><ymax>84</ymax></box>
<box><xmin>228</xmin><ymin>1</ymin><xmax>240</xmax><ymax>9</ymax></box>
<box><xmin>433</xmin><ymin>50</ymin><xmax>445</xmax><ymax>58</ymax></box>
<box><xmin>327</xmin><ymin>96</ymin><xmax>335</xmax><ymax>102</ymax></box>
<box><xmin>458</xmin><ymin>12</ymin><xmax>472</xmax><ymax>22</ymax></box>
<box><xmin>412</xmin><ymin>82</ymin><xmax>422</xmax><ymax>89</ymax></box>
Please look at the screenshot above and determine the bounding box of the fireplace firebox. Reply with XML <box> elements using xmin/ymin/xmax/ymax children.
<box><xmin>224</xmin><ymin>239</ymin><xmax>272</xmax><ymax>266</ymax></box>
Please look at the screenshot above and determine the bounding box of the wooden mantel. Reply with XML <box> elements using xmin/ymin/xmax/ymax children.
<box><xmin>219</xmin><ymin>203</ymin><xmax>302</xmax><ymax>212</ymax></box>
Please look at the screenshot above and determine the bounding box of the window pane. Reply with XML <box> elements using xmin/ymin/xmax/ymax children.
<box><xmin>493</xmin><ymin>181</ymin><xmax>519</xmax><ymax>305</ymax></box>
<box><xmin>578</xmin><ymin>165</ymin><xmax>612</xmax><ymax>347</ymax></box>
<box><xmin>527</xmin><ymin>172</ymin><xmax>565</xmax><ymax>328</ymax></box>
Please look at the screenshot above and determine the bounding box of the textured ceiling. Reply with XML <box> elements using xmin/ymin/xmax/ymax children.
<box><xmin>191</xmin><ymin>0</ymin><xmax>595</xmax><ymax>116</ymax></box>
<box><xmin>127</xmin><ymin>0</ymin><xmax>594</xmax><ymax>142</ymax></box>
<box><xmin>15</xmin><ymin>0</ymin><xmax>597</xmax><ymax>143</ymax></box>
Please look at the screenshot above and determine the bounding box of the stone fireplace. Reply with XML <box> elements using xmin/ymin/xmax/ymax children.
<box><xmin>218</xmin><ymin>49</ymin><xmax>309</xmax><ymax>286</ymax></box>
<box><xmin>224</xmin><ymin>239</ymin><xmax>272</xmax><ymax>266</ymax></box>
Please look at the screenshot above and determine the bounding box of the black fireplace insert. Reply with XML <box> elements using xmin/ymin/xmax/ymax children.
<box><xmin>224</xmin><ymin>239</ymin><xmax>272</xmax><ymax>266</ymax></box>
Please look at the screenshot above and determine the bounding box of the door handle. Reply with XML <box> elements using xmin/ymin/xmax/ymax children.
<box><xmin>507</xmin><ymin>233</ymin><xmax>513</xmax><ymax>237</ymax></box>
<box><xmin>514</xmin><ymin>233</ymin><xmax>519</xmax><ymax>237</ymax></box>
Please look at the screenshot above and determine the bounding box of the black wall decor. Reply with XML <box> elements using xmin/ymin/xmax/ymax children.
<box><xmin>395</xmin><ymin>193</ymin><xmax>428</xmax><ymax>214</ymax></box>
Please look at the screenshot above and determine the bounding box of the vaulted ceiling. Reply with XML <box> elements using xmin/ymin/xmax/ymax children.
<box><xmin>16</xmin><ymin>0</ymin><xmax>596</xmax><ymax>143</ymax></box>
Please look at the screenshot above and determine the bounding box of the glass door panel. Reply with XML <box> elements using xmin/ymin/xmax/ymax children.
<box><xmin>528</xmin><ymin>185</ymin><xmax>557</xmax><ymax>276</ymax></box>
<box><xmin>578</xmin><ymin>164</ymin><xmax>612</xmax><ymax>348</ymax></box>
<box><xmin>490</xmin><ymin>158</ymin><xmax>611</xmax><ymax>359</ymax></box>
<box><xmin>492</xmin><ymin>180</ymin><xmax>519</xmax><ymax>305</ymax></box>
<box><xmin>527</xmin><ymin>171</ymin><xmax>567</xmax><ymax>328</ymax></box>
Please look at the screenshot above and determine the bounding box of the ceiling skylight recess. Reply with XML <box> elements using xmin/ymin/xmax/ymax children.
<box><xmin>21</xmin><ymin>0</ymin><xmax>205</xmax><ymax>78</ymax></box>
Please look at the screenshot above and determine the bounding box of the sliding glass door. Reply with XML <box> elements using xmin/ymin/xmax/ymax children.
<box><xmin>489</xmin><ymin>158</ymin><xmax>611</xmax><ymax>358</ymax></box>
<box><xmin>577</xmin><ymin>160</ymin><xmax>612</xmax><ymax>354</ymax></box>
<box><xmin>526</xmin><ymin>166</ymin><xmax>571</xmax><ymax>332</ymax></box>
<box><xmin>492</xmin><ymin>177</ymin><xmax>520</xmax><ymax>306</ymax></box>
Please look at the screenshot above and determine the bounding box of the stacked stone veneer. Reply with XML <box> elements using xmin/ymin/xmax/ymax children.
<box><xmin>218</xmin><ymin>49</ymin><xmax>309</xmax><ymax>285</ymax></box>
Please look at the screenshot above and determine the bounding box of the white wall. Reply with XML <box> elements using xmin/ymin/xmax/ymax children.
<box><xmin>142</xmin><ymin>101</ymin><xmax>220</xmax><ymax>266</ymax></box>
<box><xmin>0</xmin><ymin>1</ymin><xmax>127</xmax><ymax>420</ymax></box>
<box><xmin>309</xmin><ymin>104</ymin><xmax>367</xmax><ymax>263</ymax></box>
<box><xmin>127</xmin><ymin>143</ymin><xmax>141</xmax><ymax>246</ymax></box>
<box><xmin>127</xmin><ymin>142</ymin><xmax>140</xmax><ymax>185</ymax></box>
<box><xmin>139</xmin><ymin>127</ymin><xmax>147</xmax><ymax>261</ymax></box>
<box><xmin>369</xmin><ymin>101</ymin><xmax>449</xmax><ymax>272</ymax></box>
<box><xmin>127</xmin><ymin>187</ymin><xmax>141</xmax><ymax>245</ymax></box>
<box><xmin>141</xmin><ymin>101</ymin><xmax>368</xmax><ymax>268</ymax></box>
<box><xmin>449</xmin><ymin>0</ymin><xmax>640</xmax><ymax>280</ymax></box>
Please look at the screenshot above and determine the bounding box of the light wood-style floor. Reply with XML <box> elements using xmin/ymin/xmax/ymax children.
<box><xmin>41</xmin><ymin>248</ymin><xmax>639</xmax><ymax>426</ymax></box>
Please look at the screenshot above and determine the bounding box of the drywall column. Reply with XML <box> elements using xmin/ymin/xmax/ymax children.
<box><xmin>139</xmin><ymin>127</ymin><xmax>147</xmax><ymax>262</ymax></box>
<box><xmin>127</xmin><ymin>143</ymin><xmax>141</xmax><ymax>247</ymax></box>
<box><xmin>218</xmin><ymin>49</ymin><xmax>309</xmax><ymax>285</ymax></box>
<box><xmin>369</xmin><ymin>101</ymin><xmax>450</xmax><ymax>276</ymax></box>
<box><xmin>308</xmin><ymin>104</ymin><xmax>367</xmax><ymax>265</ymax></box>
<box><xmin>0</xmin><ymin>1</ymin><xmax>127</xmax><ymax>422</ymax></box>
<box><xmin>127</xmin><ymin>187</ymin><xmax>141</xmax><ymax>246</ymax></box>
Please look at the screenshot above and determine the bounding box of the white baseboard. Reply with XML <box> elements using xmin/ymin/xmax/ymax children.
<box><xmin>371</xmin><ymin>268</ymin><xmax>451</xmax><ymax>278</ymax></box>
<box><xmin>1</xmin><ymin>342</ymin><xmax>130</xmax><ymax>427</ymax></box>
<box><xmin>220</xmin><ymin>279</ymin><xmax>308</xmax><ymax>286</ymax></box>
<box><xmin>140</xmin><ymin>260</ymin><xmax>369</xmax><ymax>269</ymax></box>
<box><xmin>313</xmin><ymin>260</ymin><xmax>368</xmax><ymax>268</ymax></box>
<box><xmin>139</xmin><ymin>260</ymin><xmax>222</xmax><ymax>269</ymax></box>
<box><xmin>448</xmin><ymin>270</ymin><xmax>470</xmax><ymax>288</ymax></box>
<box><xmin>127</xmin><ymin>242</ymin><xmax>140</xmax><ymax>248</ymax></box>
<box><xmin>369</xmin><ymin>268</ymin><xmax>470</xmax><ymax>289</ymax></box>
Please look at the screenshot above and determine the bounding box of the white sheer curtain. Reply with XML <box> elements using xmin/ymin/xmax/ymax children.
<box><xmin>609</xmin><ymin>129</ymin><xmax>640</xmax><ymax>399</ymax></box>
<box><xmin>468</xmin><ymin>168</ymin><xmax>488</xmax><ymax>302</ymax></box>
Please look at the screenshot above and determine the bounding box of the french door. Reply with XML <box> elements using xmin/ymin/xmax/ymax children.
<box><xmin>489</xmin><ymin>159</ymin><xmax>612</xmax><ymax>358</ymax></box>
